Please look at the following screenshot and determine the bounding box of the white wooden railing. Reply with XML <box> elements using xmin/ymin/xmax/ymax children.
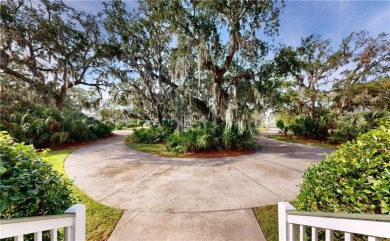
<box><xmin>0</xmin><ymin>204</ymin><xmax>86</xmax><ymax>241</ymax></box>
<box><xmin>278</xmin><ymin>202</ymin><xmax>390</xmax><ymax>241</ymax></box>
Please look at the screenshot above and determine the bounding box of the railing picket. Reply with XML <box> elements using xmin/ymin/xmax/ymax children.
<box><xmin>14</xmin><ymin>235</ymin><xmax>23</xmax><ymax>241</ymax></box>
<box><xmin>288</xmin><ymin>223</ymin><xmax>297</xmax><ymax>241</ymax></box>
<box><xmin>64</xmin><ymin>226</ymin><xmax>72</xmax><ymax>241</ymax></box>
<box><xmin>34</xmin><ymin>231</ymin><xmax>42</xmax><ymax>241</ymax></box>
<box><xmin>279</xmin><ymin>202</ymin><xmax>390</xmax><ymax>241</ymax></box>
<box><xmin>311</xmin><ymin>227</ymin><xmax>318</xmax><ymax>241</ymax></box>
<box><xmin>344</xmin><ymin>232</ymin><xmax>353</xmax><ymax>241</ymax></box>
<box><xmin>368</xmin><ymin>237</ymin><xmax>379</xmax><ymax>241</ymax></box>
<box><xmin>325</xmin><ymin>229</ymin><xmax>334</xmax><ymax>241</ymax></box>
<box><xmin>50</xmin><ymin>229</ymin><xmax>58</xmax><ymax>241</ymax></box>
<box><xmin>299</xmin><ymin>225</ymin><xmax>305</xmax><ymax>241</ymax></box>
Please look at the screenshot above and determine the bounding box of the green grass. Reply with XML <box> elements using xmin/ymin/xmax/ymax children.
<box><xmin>44</xmin><ymin>149</ymin><xmax>123</xmax><ymax>241</ymax></box>
<box><xmin>266</xmin><ymin>135</ymin><xmax>337</xmax><ymax>149</ymax></box>
<box><xmin>253</xmin><ymin>204</ymin><xmax>279</xmax><ymax>241</ymax></box>
<box><xmin>126</xmin><ymin>142</ymin><xmax>181</xmax><ymax>158</ymax></box>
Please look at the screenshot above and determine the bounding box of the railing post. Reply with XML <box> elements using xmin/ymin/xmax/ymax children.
<box><xmin>65</xmin><ymin>204</ymin><xmax>86</xmax><ymax>241</ymax></box>
<box><xmin>278</xmin><ymin>202</ymin><xmax>296</xmax><ymax>241</ymax></box>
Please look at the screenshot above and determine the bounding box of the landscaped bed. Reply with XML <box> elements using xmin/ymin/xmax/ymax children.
<box><xmin>265</xmin><ymin>135</ymin><xmax>338</xmax><ymax>148</ymax></box>
<box><xmin>126</xmin><ymin>140</ymin><xmax>257</xmax><ymax>158</ymax></box>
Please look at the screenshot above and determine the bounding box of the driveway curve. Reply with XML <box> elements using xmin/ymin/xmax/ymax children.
<box><xmin>65</xmin><ymin>130</ymin><xmax>333</xmax><ymax>241</ymax></box>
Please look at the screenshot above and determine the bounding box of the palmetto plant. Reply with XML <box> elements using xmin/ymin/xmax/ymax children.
<box><xmin>0</xmin><ymin>104</ymin><xmax>112</xmax><ymax>148</ymax></box>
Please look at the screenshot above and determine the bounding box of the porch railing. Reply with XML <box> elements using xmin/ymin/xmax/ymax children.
<box><xmin>278</xmin><ymin>202</ymin><xmax>390</xmax><ymax>241</ymax></box>
<box><xmin>0</xmin><ymin>204</ymin><xmax>86</xmax><ymax>241</ymax></box>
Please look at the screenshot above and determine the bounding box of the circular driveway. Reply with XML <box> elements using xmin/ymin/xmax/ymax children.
<box><xmin>64</xmin><ymin>130</ymin><xmax>333</xmax><ymax>240</ymax></box>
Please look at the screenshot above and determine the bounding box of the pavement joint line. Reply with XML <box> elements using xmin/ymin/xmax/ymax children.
<box><xmin>120</xmin><ymin>211</ymin><xmax>142</xmax><ymax>227</ymax></box>
<box><xmin>229</xmin><ymin>163</ymin><xmax>283</xmax><ymax>199</ymax></box>
<box><xmin>122</xmin><ymin>207</ymin><xmax>257</xmax><ymax>214</ymax></box>
<box><xmin>98</xmin><ymin>165</ymin><xmax>164</xmax><ymax>202</ymax></box>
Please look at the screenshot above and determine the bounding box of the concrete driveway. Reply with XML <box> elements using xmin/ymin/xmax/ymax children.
<box><xmin>65</xmin><ymin>130</ymin><xmax>333</xmax><ymax>241</ymax></box>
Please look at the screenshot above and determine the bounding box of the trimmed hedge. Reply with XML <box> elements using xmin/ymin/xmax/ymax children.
<box><xmin>296</xmin><ymin>122</ymin><xmax>390</xmax><ymax>214</ymax></box>
<box><xmin>0</xmin><ymin>132</ymin><xmax>75</xmax><ymax>219</ymax></box>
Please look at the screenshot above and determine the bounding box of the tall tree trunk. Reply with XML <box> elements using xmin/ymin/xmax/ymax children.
<box><xmin>309</xmin><ymin>97</ymin><xmax>315</xmax><ymax>119</ymax></box>
<box><xmin>157</xmin><ymin>109</ymin><xmax>163</xmax><ymax>126</ymax></box>
<box><xmin>55</xmin><ymin>87</ymin><xmax>67</xmax><ymax>110</ymax></box>
<box><xmin>212</xmin><ymin>82</ymin><xmax>224</xmax><ymax>126</ymax></box>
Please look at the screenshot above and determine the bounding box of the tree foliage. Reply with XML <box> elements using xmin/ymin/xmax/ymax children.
<box><xmin>102</xmin><ymin>0</ymin><xmax>285</xmax><ymax>130</ymax></box>
<box><xmin>0</xmin><ymin>0</ymin><xmax>107</xmax><ymax>108</ymax></box>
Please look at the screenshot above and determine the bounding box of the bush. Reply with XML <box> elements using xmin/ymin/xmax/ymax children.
<box><xmin>0</xmin><ymin>104</ymin><xmax>112</xmax><ymax>148</ymax></box>
<box><xmin>287</xmin><ymin>116</ymin><xmax>328</xmax><ymax>139</ymax></box>
<box><xmin>166</xmin><ymin>122</ymin><xmax>258</xmax><ymax>153</ymax></box>
<box><xmin>129</xmin><ymin>119</ymin><xmax>177</xmax><ymax>144</ymax></box>
<box><xmin>0</xmin><ymin>132</ymin><xmax>75</xmax><ymax>219</ymax></box>
<box><xmin>327</xmin><ymin>112</ymin><xmax>389</xmax><ymax>144</ymax></box>
<box><xmin>296</xmin><ymin>122</ymin><xmax>390</xmax><ymax>214</ymax></box>
<box><xmin>276</xmin><ymin>120</ymin><xmax>287</xmax><ymax>135</ymax></box>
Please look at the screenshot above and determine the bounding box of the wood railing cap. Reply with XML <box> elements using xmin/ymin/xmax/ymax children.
<box><xmin>286</xmin><ymin>210</ymin><xmax>390</xmax><ymax>222</ymax></box>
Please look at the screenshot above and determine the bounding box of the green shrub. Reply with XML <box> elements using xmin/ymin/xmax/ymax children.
<box><xmin>129</xmin><ymin>119</ymin><xmax>176</xmax><ymax>144</ymax></box>
<box><xmin>328</xmin><ymin>112</ymin><xmax>389</xmax><ymax>144</ymax></box>
<box><xmin>166</xmin><ymin>122</ymin><xmax>258</xmax><ymax>153</ymax></box>
<box><xmin>0</xmin><ymin>104</ymin><xmax>112</xmax><ymax>148</ymax></box>
<box><xmin>287</xmin><ymin>116</ymin><xmax>328</xmax><ymax>139</ymax></box>
<box><xmin>0</xmin><ymin>132</ymin><xmax>75</xmax><ymax>219</ymax></box>
<box><xmin>116</xmin><ymin>121</ymin><xmax>127</xmax><ymax>130</ymax></box>
<box><xmin>296</xmin><ymin>123</ymin><xmax>390</xmax><ymax>214</ymax></box>
<box><xmin>276</xmin><ymin>120</ymin><xmax>287</xmax><ymax>134</ymax></box>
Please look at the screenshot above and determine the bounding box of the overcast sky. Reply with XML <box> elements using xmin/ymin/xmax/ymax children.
<box><xmin>66</xmin><ymin>0</ymin><xmax>390</xmax><ymax>48</ymax></box>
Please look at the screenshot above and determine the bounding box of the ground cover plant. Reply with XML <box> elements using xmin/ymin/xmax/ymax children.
<box><xmin>44</xmin><ymin>149</ymin><xmax>123</xmax><ymax>241</ymax></box>
<box><xmin>0</xmin><ymin>103</ymin><xmax>112</xmax><ymax>148</ymax></box>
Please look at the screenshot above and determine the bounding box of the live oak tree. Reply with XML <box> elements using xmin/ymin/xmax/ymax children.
<box><xmin>274</xmin><ymin>31</ymin><xmax>389</xmax><ymax>118</ymax></box>
<box><xmin>102</xmin><ymin>1</ymin><xmax>175</xmax><ymax>125</ymax></box>
<box><xmin>146</xmin><ymin>0</ymin><xmax>285</xmax><ymax>128</ymax></box>
<box><xmin>332</xmin><ymin>31</ymin><xmax>390</xmax><ymax>114</ymax></box>
<box><xmin>101</xmin><ymin>0</ymin><xmax>284</xmax><ymax>129</ymax></box>
<box><xmin>0</xmin><ymin>0</ymin><xmax>107</xmax><ymax>109</ymax></box>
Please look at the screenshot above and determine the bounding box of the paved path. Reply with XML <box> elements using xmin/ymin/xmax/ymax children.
<box><xmin>65</xmin><ymin>130</ymin><xmax>333</xmax><ymax>241</ymax></box>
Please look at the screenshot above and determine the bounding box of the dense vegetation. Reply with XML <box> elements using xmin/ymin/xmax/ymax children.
<box><xmin>166</xmin><ymin>123</ymin><xmax>258</xmax><ymax>153</ymax></box>
<box><xmin>276</xmin><ymin>111</ymin><xmax>389</xmax><ymax>143</ymax></box>
<box><xmin>129</xmin><ymin>119</ymin><xmax>177</xmax><ymax>144</ymax></box>
<box><xmin>0</xmin><ymin>103</ymin><xmax>112</xmax><ymax>148</ymax></box>
<box><xmin>296</xmin><ymin>121</ymin><xmax>390</xmax><ymax>214</ymax></box>
<box><xmin>0</xmin><ymin>133</ymin><xmax>75</xmax><ymax>219</ymax></box>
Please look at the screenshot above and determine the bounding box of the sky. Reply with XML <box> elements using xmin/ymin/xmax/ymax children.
<box><xmin>65</xmin><ymin>0</ymin><xmax>390</xmax><ymax>48</ymax></box>
<box><xmin>277</xmin><ymin>0</ymin><xmax>390</xmax><ymax>47</ymax></box>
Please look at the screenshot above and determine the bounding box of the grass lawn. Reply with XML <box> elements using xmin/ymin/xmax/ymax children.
<box><xmin>253</xmin><ymin>204</ymin><xmax>279</xmax><ymax>241</ymax></box>
<box><xmin>126</xmin><ymin>142</ymin><xmax>181</xmax><ymax>158</ymax></box>
<box><xmin>266</xmin><ymin>135</ymin><xmax>337</xmax><ymax>149</ymax></box>
<box><xmin>44</xmin><ymin>149</ymin><xmax>123</xmax><ymax>241</ymax></box>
